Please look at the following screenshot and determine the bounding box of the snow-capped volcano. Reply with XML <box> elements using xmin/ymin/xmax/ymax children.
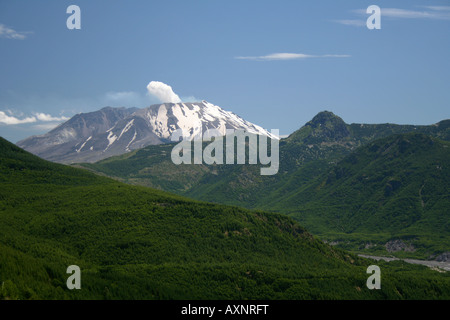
<box><xmin>17</xmin><ymin>101</ymin><xmax>276</xmax><ymax>164</ymax></box>
<box><xmin>139</xmin><ymin>101</ymin><xmax>276</xmax><ymax>140</ymax></box>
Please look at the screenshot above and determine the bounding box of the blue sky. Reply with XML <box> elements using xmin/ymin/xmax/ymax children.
<box><xmin>1</xmin><ymin>0</ymin><xmax>449</xmax><ymax>142</ymax></box>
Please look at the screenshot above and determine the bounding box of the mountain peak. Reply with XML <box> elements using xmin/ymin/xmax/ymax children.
<box><xmin>286</xmin><ymin>111</ymin><xmax>350</xmax><ymax>144</ymax></box>
<box><xmin>296</xmin><ymin>111</ymin><xmax>350</xmax><ymax>142</ymax></box>
<box><xmin>309</xmin><ymin>111</ymin><xmax>345</xmax><ymax>127</ymax></box>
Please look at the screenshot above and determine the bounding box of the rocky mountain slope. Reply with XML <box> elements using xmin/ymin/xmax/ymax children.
<box><xmin>17</xmin><ymin>101</ymin><xmax>275</xmax><ymax>164</ymax></box>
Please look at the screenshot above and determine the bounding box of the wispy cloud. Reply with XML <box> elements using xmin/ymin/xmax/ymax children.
<box><xmin>422</xmin><ymin>6</ymin><xmax>450</xmax><ymax>11</ymax></box>
<box><xmin>0</xmin><ymin>110</ymin><xmax>68</xmax><ymax>125</ymax></box>
<box><xmin>34</xmin><ymin>113</ymin><xmax>69</xmax><ymax>122</ymax></box>
<box><xmin>334</xmin><ymin>19</ymin><xmax>366</xmax><ymax>27</ymax></box>
<box><xmin>0</xmin><ymin>111</ymin><xmax>36</xmax><ymax>125</ymax></box>
<box><xmin>336</xmin><ymin>5</ymin><xmax>450</xmax><ymax>27</ymax></box>
<box><xmin>420</xmin><ymin>6</ymin><xmax>450</xmax><ymax>11</ymax></box>
<box><xmin>380</xmin><ymin>7</ymin><xmax>450</xmax><ymax>20</ymax></box>
<box><xmin>104</xmin><ymin>91</ymin><xmax>139</xmax><ymax>102</ymax></box>
<box><xmin>103</xmin><ymin>91</ymin><xmax>147</xmax><ymax>106</ymax></box>
<box><xmin>235</xmin><ymin>53</ymin><xmax>350</xmax><ymax>61</ymax></box>
<box><xmin>0</xmin><ymin>24</ymin><xmax>32</xmax><ymax>40</ymax></box>
<box><xmin>180</xmin><ymin>95</ymin><xmax>201</xmax><ymax>103</ymax></box>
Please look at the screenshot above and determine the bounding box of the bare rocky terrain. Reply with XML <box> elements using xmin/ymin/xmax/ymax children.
<box><xmin>359</xmin><ymin>254</ymin><xmax>450</xmax><ymax>272</ymax></box>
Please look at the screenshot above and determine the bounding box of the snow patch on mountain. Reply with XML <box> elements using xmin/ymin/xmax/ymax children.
<box><xmin>126</xmin><ymin>130</ymin><xmax>137</xmax><ymax>152</ymax></box>
<box><xmin>147</xmin><ymin>104</ymin><xmax>170</xmax><ymax>138</ymax></box>
<box><xmin>105</xmin><ymin>131</ymin><xmax>118</xmax><ymax>152</ymax></box>
<box><xmin>76</xmin><ymin>136</ymin><xmax>92</xmax><ymax>153</ymax></box>
<box><xmin>171</xmin><ymin>103</ymin><xmax>203</xmax><ymax>138</ymax></box>
<box><xmin>118</xmin><ymin>119</ymin><xmax>135</xmax><ymax>141</ymax></box>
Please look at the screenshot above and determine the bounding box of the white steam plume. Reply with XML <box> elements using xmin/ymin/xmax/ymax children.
<box><xmin>146</xmin><ymin>81</ymin><xmax>182</xmax><ymax>103</ymax></box>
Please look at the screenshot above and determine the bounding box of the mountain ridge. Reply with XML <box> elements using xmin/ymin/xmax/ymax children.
<box><xmin>79</xmin><ymin>112</ymin><xmax>450</xmax><ymax>258</ymax></box>
<box><xmin>273</xmin><ymin>132</ymin><xmax>450</xmax><ymax>258</ymax></box>
<box><xmin>82</xmin><ymin>111</ymin><xmax>450</xmax><ymax>200</ymax></box>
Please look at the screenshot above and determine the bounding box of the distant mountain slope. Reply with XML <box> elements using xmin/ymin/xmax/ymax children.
<box><xmin>79</xmin><ymin>113</ymin><xmax>450</xmax><ymax>259</ymax></box>
<box><xmin>0</xmin><ymin>136</ymin><xmax>402</xmax><ymax>300</ymax></box>
<box><xmin>81</xmin><ymin>112</ymin><xmax>450</xmax><ymax>209</ymax></box>
<box><xmin>16</xmin><ymin>106</ymin><xmax>139</xmax><ymax>164</ymax></box>
<box><xmin>270</xmin><ymin>133</ymin><xmax>450</xmax><ymax>258</ymax></box>
<box><xmin>283</xmin><ymin>111</ymin><xmax>450</xmax><ymax>169</ymax></box>
<box><xmin>17</xmin><ymin>101</ymin><xmax>275</xmax><ymax>164</ymax></box>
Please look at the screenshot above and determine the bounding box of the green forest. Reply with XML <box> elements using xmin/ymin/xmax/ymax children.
<box><xmin>1</xmin><ymin>136</ymin><xmax>449</xmax><ymax>300</ymax></box>
<box><xmin>81</xmin><ymin>113</ymin><xmax>450</xmax><ymax>259</ymax></box>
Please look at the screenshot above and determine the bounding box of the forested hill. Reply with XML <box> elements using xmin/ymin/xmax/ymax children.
<box><xmin>268</xmin><ymin>133</ymin><xmax>450</xmax><ymax>257</ymax></box>
<box><xmin>1</xmin><ymin>136</ymin><xmax>449</xmax><ymax>299</ymax></box>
